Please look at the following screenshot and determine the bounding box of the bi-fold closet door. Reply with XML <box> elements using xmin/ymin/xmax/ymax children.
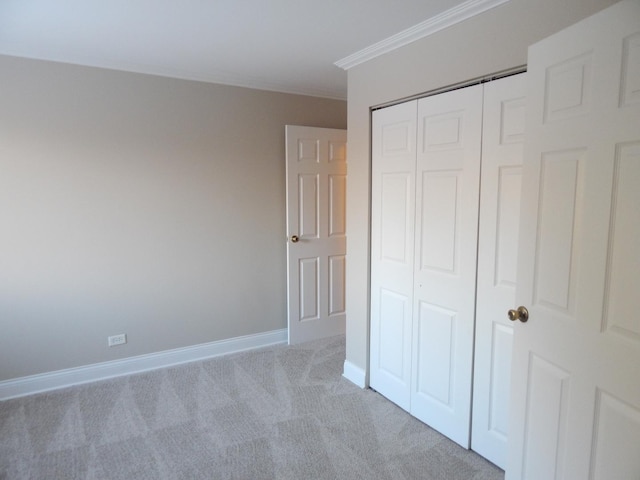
<box><xmin>370</xmin><ymin>83</ymin><xmax>483</xmax><ymax>448</ymax></box>
<box><xmin>370</xmin><ymin>74</ymin><xmax>524</xmax><ymax>465</ymax></box>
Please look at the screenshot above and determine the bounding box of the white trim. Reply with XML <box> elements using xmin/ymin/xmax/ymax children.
<box><xmin>0</xmin><ymin>329</ymin><xmax>287</xmax><ymax>400</ymax></box>
<box><xmin>334</xmin><ymin>0</ymin><xmax>512</xmax><ymax>70</ymax></box>
<box><xmin>342</xmin><ymin>360</ymin><xmax>367</xmax><ymax>388</ymax></box>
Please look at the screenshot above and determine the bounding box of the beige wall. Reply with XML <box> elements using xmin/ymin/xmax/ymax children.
<box><xmin>344</xmin><ymin>0</ymin><xmax>618</xmax><ymax>381</ymax></box>
<box><xmin>0</xmin><ymin>55</ymin><xmax>346</xmax><ymax>381</ymax></box>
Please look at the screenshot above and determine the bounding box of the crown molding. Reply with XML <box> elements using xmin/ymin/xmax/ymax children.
<box><xmin>335</xmin><ymin>0</ymin><xmax>512</xmax><ymax>70</ymax></box>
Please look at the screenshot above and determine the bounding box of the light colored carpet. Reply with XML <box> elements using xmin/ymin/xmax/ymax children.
<box><xmin>0</xmin><ymin>335</ymin><xmax>504</xmax><ymax>479</ymax></box>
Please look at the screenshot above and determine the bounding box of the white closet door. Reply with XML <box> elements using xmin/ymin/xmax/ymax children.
<box><xmin>370</xmin><ymin>100</ymin><xmax>417</xmax><ymax>411</ymax></box>
<box><xmin>471</xmin><ymin>74</ymin><xmax>525</xmax><ymax>468</ymax></box>
<box><xmin>411</xmin><ymin>84</ymin><xmax>483</xmax><ymax>448</ymax></box>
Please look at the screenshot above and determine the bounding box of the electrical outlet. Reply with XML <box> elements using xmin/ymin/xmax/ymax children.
<box><xmin>108</xmin><ymin>333</ymin><xmax>127</xmax><ymax>347</ymax></box>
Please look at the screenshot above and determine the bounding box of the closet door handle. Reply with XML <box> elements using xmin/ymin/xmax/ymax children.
<box><xmin>290</xmin><ymin>235</ymin><xmax>300</xmax><ymax>243</ymax></box>
<box><xmin>508</xmin><ymin>306</ymin><xmax>529</xmax><ymax>323</ymax></box>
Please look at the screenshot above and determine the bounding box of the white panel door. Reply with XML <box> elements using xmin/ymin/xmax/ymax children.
<box><xmin>370</xmin><ymin>101</ymin><xmax>417</xmax><ymax>411</ymax></box>
<box><xmin>472</xmin><ymin>73</ymin><xmax>525</xmax><ymax>468</ymax></box>
<box><xmin>286</xmin><ymin>125</ymin><xmax>347</xmax><ymax>344</ymax></box>
<box><xmin>507</xmin><ymin>2</ymin><xmax>640</xmax><ymax>478</ymax></box>
<box><xmin>411</xmin><ymin>84</ymin><xmax>483</xmax><ymax>448</ymax></box>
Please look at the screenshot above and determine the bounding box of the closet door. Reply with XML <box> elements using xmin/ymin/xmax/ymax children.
<box><xmin>471</xmin><ymin>74</ymin><xmax>525</xmax><ymax>468</ymax></box>
<box><xmin>370</xmin><ymin>100</ymin><xmax>417</xmax><ymax>411</ymax></box>
<box><xmin>411</xmin><ymin>84</ymin><xmax>483</xmax><ymax>448</ymax></box>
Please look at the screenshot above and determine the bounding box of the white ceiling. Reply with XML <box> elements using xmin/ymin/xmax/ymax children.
<box><xmin>0</xmin><ymin>0</ymin><xmax>508</xmax><ymax>100</ymax></box>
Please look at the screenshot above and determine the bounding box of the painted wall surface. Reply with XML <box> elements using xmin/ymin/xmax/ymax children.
<box><xmin>344</xmin><ymin>0</ymin><xmax>619</xmax><ymax>381</ymax></box>
<box><xmin>0</xmin><ymin>55</ymin><xmax>346</xmax><ymax>381</ymax></box>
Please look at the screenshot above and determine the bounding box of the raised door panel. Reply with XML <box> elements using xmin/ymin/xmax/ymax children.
<box><xmin>370</xmin><ymin>101</ymin><xmax>417</xmax><ymax>411</ymax></box>
<box><xmin>298</xmin><ymin>174</ymin><xmax>319</xmax><ymax>239</ymax></box>
<box><xmin>591</xmin><ymin>390</ymin><xmax>640</xmax><ymax>479</ymax></box>
<box><xmin>411</xmin><ymin>84</ymin><xmax>483</xmax><ymax>448</ymax></box>
<box><xmin>472</xmin><ymin>74</ymin><xmax>525</xmax><ymax>468</ymax></box>
<box><xmin>543</xmin><ymin>52</ymin><xmax>592</xmax><ymax>123</ymax></box>
<box><xmin>414</xmin><ymin>302</ymin><xmax>456</xmax><ymax>407</ymax></box>
<box><xmin>521</xmin><ymin>355</ymin><xmax>571</xmax><ymax>480</ymax></box>
<box><xmin>494</xmin><ymin>166</ymin><xmax>522</xmax><ymax>287</ymax></box>
<box><xmin>328</xmin><ymin>254</ymin><xmax>346</xmax><ymax>317</ymax></box>
<box><xmin>418</xmin><ymin>171</ymin><xmax>458</xmax><ymax>273</ymax></box>
<box><xmin>376</xmin><ymin>289</ymin><xmax>412</xmax><ymax>385</ymax></box>
<box><xmin>487</xmin><ymin>323</ymin><xmax>513</xmax><ymax>437</ymax></box>
<box><xmin>299</xmin><ymin>257</ymin><xmax>319</xmax><ymax>321</ymax></box>
<box><xmin>621</xmin><ymin>33</ymin><xmax>640</xmax><ymax>107</ymax></box>
<box><xmin>533</xmin><ymin>150</ymin><xmax>584</xmax><ymax>316</ymax></box>
<box><xmin>328</xmin><ymin>174</ymin><xmax>346</xmax><ymax>237</ymax></box>
<box><xmin>380</xmin><ymin>173</ymin><xmax>413</xmax><ymax>265</ymax></box>
<box><xmin>603</xmin><ymin>142</ymin><xmax>640</xmax><ymax>343</ymax></box>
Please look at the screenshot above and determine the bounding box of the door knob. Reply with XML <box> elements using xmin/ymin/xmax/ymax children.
<box><xmin>508</xmin><ymin>306</ymin><xmax>529</xmax><ymax>322</ymax></box>
<box><xmin>290</xmin><ymin>235</ymin><xmax>299</xmax><ymax>243</ymax></box>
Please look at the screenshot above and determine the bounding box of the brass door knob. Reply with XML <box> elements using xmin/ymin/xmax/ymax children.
<box><xmin>290</xmin><ymin>235</ymin><xmax>299</xmax><ymax>243</ymax></box>
<box><xmin>508</xmin><ymin>306</ymin><xmax>529</xmax><ymax>322</ymax></box>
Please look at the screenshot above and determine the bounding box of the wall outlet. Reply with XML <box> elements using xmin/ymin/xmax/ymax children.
<box><xmin>108</xmin><ymin>333</ymin><xmax>127</xmax><ymax>347</ymax></box>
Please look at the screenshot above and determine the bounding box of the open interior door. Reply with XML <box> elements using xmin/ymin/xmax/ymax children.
<box><xmin>285</xmin><ymin>126</ymin><xmax>347</xmax><ymax>344</ymax></box>
<box><xmin>507</xmin><ymin>2</ymin><xmax>640</xmax><ymax>478</ymax></box>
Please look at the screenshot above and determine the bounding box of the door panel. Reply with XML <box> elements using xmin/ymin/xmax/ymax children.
<box><xmin>534</xmin><ymin>150</ymin><xmax>584</xmax><ymax>314</ymax></box>
<box><xmin>328</xmin><ymin>254</ymin><xmax>346</xmax><ymax>316</ymax></box>
<box><xmin>370</xmin><ymin>101</ymin><xmax>417</xmax><ymax>411</ymax></box>
<box><xmin>621</xmin><ymin>33</ymin><xmax>640</xmax><ymax>106</ymax></box>
<box><xmin>507</xmin><ymin>2</ymin><xmax>640</xmax><ymax>478</ymax></box>
<box><xmin>604</xmin><ymin>141</ymin><xmax>640</xmax><ymax>341</ymax></box>
<box><xmin>495</xmin><ymin>166</ymin><xmax>522</xmax><ymax>287</ymax></box>
<box><xmin>472</xmin><ymin>73</ymin><xmax>525</xmax><ymax>468</ymax></box>
<box><xmin>378</xmin><ymin>289</ymin><xmax>411</xmax><ymax>380</ymax></box>
<box><xmin>298</xmin><ymin>174</ymin><xmax>319</xmax><ymax>238</ymax></box>
<box><xmin>488</xmin><ymin>323</ymin><xmax>512</xmax><ymax>433</ymax></box>
<box><xmin>299</xmin><ymin>257</ymin><xmax>319</xmax><ymax>321</ymax></box>
<box><xmin>521</xmin><ymin>354</ymin><xmax>570</xmax><ymax>480</ymax></box>
<box><xmin>418</xmin><ymin>171</ymin><xmax>458</xmax><ymax>273</ymax></box>
<box><xmin>591</xmin><ymin>390</ymin><xmax>640</xmax><ymax>478</ymax></box>
<box><xmin>380</xmin><ymin>173</ymin><xmax>413</xmax><ymax>263</ymax></box>
<box><xmin>411</xmin><ymin>84</ymin><xmax>483</xmax><ymax>448</ymax></box>
<box><xmin>415</xmin><ymin>301</ymin><xmax>456</xmax><ymax>406</ymax></box>
<box><xmin>328</xmin><ymin>174</ymin><xmax>346</xmax><ymax>237</ymax></box>
<box><xmin>286</xmin><ymin>126</ymin><xmax>347</xmax><ymax>344</ymax></box>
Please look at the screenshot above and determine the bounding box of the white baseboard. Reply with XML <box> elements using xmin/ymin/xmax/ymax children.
<box><xmin>342</xmin><ymin>359</ymin><xmax>367</xmax><ymax>388</ymax></box>
<box><xmin>0</xmin><ymin>328</ymin><xmax>288</xmax><ymax>400</ymax></box>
